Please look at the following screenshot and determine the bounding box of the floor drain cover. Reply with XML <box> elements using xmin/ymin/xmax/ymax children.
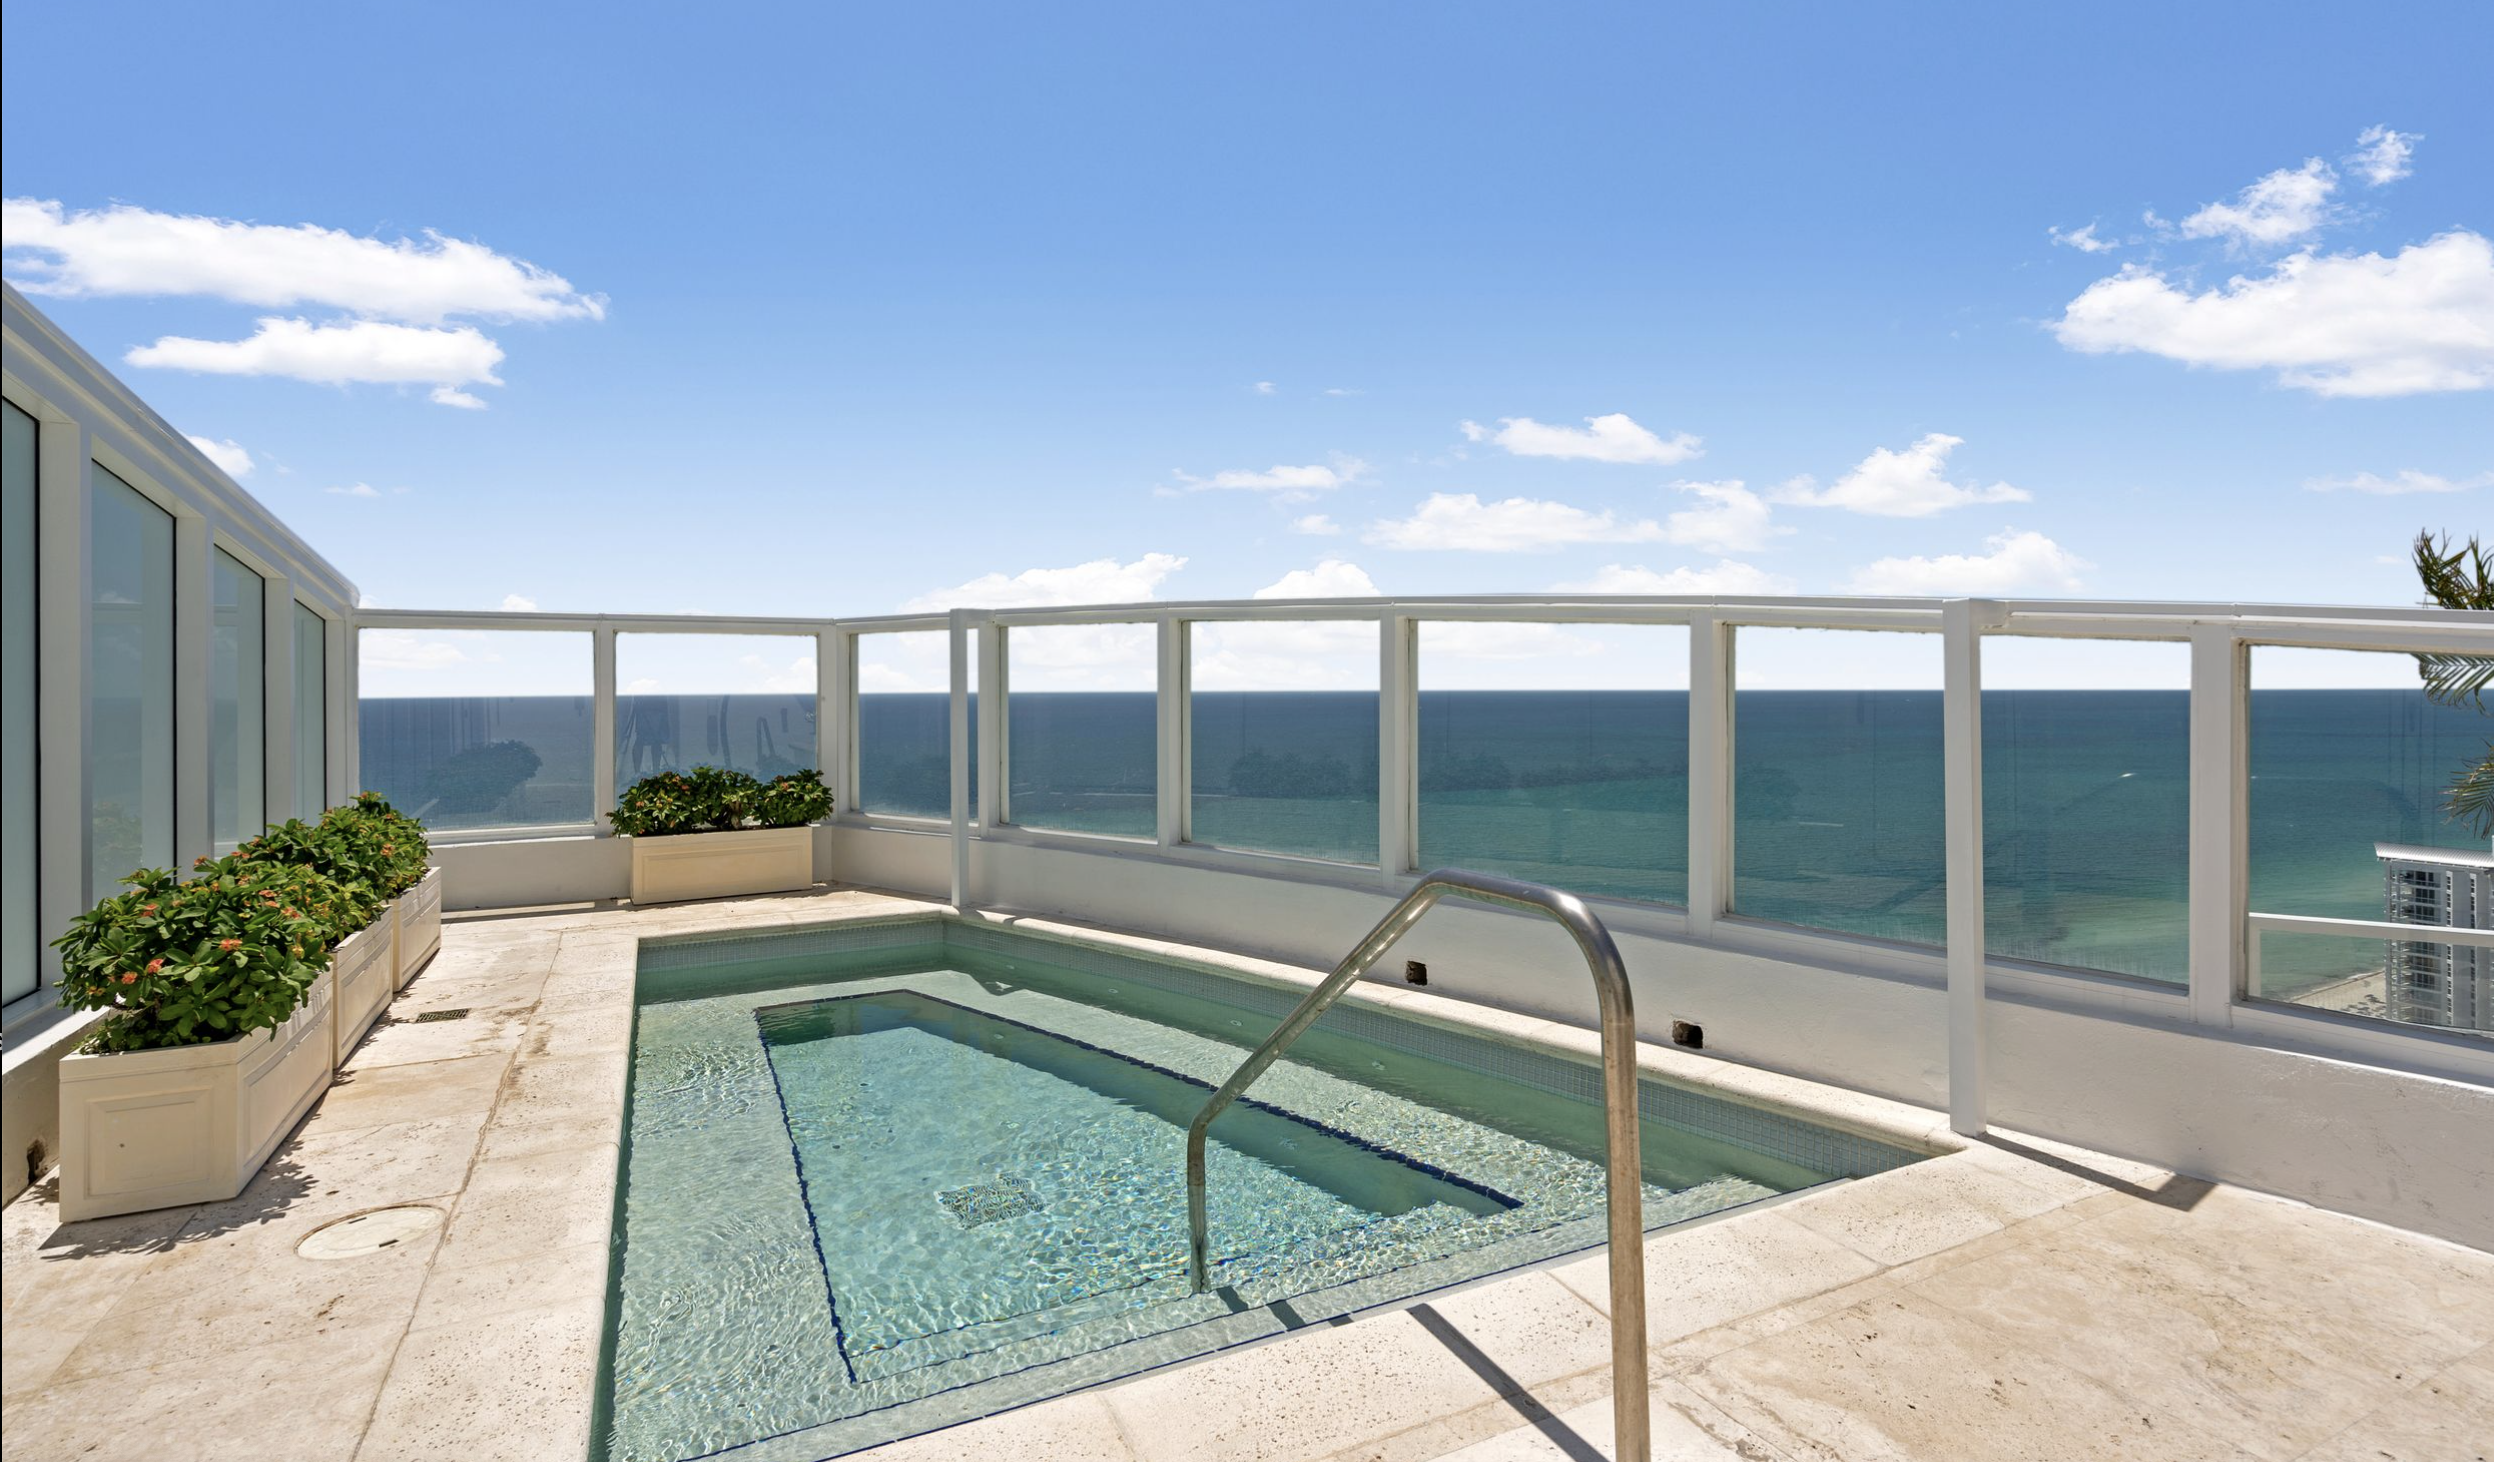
<box><xmin>409</xmin><ymin>1008</ymin><xmax>469</xmax><ymax>1024</ymax></box>
<box><xmin>297</xmin><ymin>1205</ymin><xmax>443</xmax><ymax>1259</ymax></box>
<box><xmin>936</xmin><ymin>1175</ymin><xmax>1041</xmax><ymax>1229</ymax></box>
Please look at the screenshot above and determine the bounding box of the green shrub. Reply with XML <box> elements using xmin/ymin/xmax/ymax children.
<box><xmin>55</xmin><ymin>855</ymin><xmax>354</xmax><ymax>1053</ymax></box>
<box><xmin>610</xmin><ymin>766</ymin><xmax>833</xmax><ymax>836</ymax></box>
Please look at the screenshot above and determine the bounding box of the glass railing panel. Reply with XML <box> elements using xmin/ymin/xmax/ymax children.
<box><xmin>2247</xmin><ymin>646</ymin><xmax>2491</xmax><ymax>1036</ymax></box>
<box><xmin>1189</xmin><ymin>620</ymin><xmax>1379</xmax><ymax>864</ymax></box>
<box><xmin>1731</xmin><ymin>627</ymin><xmax>1943</xmax><ymax>945</ymax></box>
<box><xmin>90</xmin><ymin>465</ymin><xmax>176</xmax><ymax>896</ymax></box>
<box><xmin>209</xmin><ymin>548</ymin><xmax>267</xmax><ymax>853</ymax></box>
<box><xmin>357</xmin><ymin>629</ymin><xmax>594</xmax><ymax>832</ymax></box>
<box><xmin>856</xmin><ymin>631</ymin><xmax>973</xmax><ymax>820</ymax></box>
<box><xmin>2252</xmin><ymin>925</ymin><xmax>2491</xmax><ymax>1040</ymax></box>
<box><xmin>1415</xmin><ymin>622</ymin><xmax>1688</xmax><ymax>904</ymax></box>
<box><xmin>616</xmin><ymin>633</ymin><xmax>818</xmax><ymax>786</ymax></box>
<box><xmin>1006</xmin><ymin>624</ymin><xmax>1156</xmax><ymax>839</ymax></box>
<box><xmin>1980</xmin><ymin>639</ymin><xmax>2190</xmax><ymax>983</ymax></box>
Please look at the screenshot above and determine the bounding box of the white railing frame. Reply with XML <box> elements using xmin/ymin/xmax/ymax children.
<box><xmin>348</xmin><ymin>595</ymin><xmax>2494</xmax><ymax>1087</ymax></box>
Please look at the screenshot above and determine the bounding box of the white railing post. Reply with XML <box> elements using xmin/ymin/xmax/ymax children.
<box><xmin>2188</xmin><ymin>625</ymin><xmax>2245</xmax><ymax>1026</ymax></box>
<box><xmin>819</xmin><ymin>625</ymin><xmax>845</xmax><ymax>811</ymax></box>
<box><xmin>1378</xmin><ymin>612</ymin><xmax>1416</xmax><ymax>883</ymax></box>
<box><xmin>1685</xmin><ymin>611</ymin><xmax>1730</xmax><ymax>937</ymax></box>
<box><xmin>977</xmin><ymin>618</ymin><xmax>1006</xmax><ymax>828</ymax></box>
<box><xmin>1157</xmin><ymin>615</ymin><xmax>1186</xmax><ymax>848</ymax></box>
<box><xmin>591</xmin><ymin>626</ymin><xmax>617</xmax><ymax>834</ymax></box>
<box><xmin>948</xmin><ymin>609</ymin><xmax>972</xmax><ymax>911</ymax></box>
<box><xmin>1940</xmin><ymin>600</ymin><xmax>1995</xmax><ymax>1136</ymax></box>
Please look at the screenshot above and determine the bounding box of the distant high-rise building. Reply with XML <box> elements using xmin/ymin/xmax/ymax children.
<box><xmin>2375</xmin><ymin>843</ymin><xmax>2494</xmax><ymax>1034</ymax></box>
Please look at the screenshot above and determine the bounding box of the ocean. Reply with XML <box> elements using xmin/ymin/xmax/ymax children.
<box><xmin>358</xmin><ymin>689</ymin><xmax>2488</xmax><ymax>996</ymax></box>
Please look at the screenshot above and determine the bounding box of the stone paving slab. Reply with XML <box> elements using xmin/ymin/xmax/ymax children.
<box><xmin>2</xmin><ymin>886</ymin><xmax>2489</xmax><ymax>1462</ymax></box>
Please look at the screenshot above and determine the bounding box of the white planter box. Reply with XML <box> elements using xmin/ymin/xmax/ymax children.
<box><xmin>331</xmin><ymin>919</ymin><xmax>396</xmax><ymax>1067</ymax></box>
<box><xmin>393</xmin><ymin>866</ymin><xmax>444</xmax><ymax>990</ymax></box>
<box><xmin>629</xmin><ymin>826</ymin><xmax>816</xmax><ymax>905</ymax></box>
<box><xmin>57</xmin><ymin>968</ymin><xmax>336</xmax><ymax>1222</ymax></box>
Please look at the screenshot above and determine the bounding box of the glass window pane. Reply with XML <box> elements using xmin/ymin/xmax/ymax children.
<box><xmin>2248</xmin><ymin>646</ymin><xmax>2491</xmax><ymax>1035</ymax></box>
<box><xmin>617</xmin><ymin>634</ymin><xmax>818</xmax><ymax>785</ymax></box>
<box><xmin>1981</xmin><ymin>639</ymin><xmax>2190</xmax><ymax>983</ymax></box>
<box><xmin>89</xmin><ymin>466</ymin><xmax>175</xmax><ymax>897</ymax></box>
<box><xmin>1189</xmin><ymin>620</ymin><xmax>1378</xmax><ymax>864</ymax></box>
<box><xmin>210</xmin><ymin>549</ymin><xmax>266</xmax><ymax>851</ymax></box>
<box><xmin>1416</xmin><ymin>622</ymin><xmax>1687</xmax><ymax>904</ymax></box>
<box><xmin>1006</xmin><ymin>623</ymin><xmax>1156</xmax><ymax>839</ymax></box>
<box><xmin>3</xmin><ymin>401</ymin><xmax>36</xmax><ymax>1003</ymax></box>
<box><xmin>856</xmin><ymin>632</ymin><xmax>973</xmax><ymax>820</ymax></box>
<box><xmin>294</xmin><ymin>604</ymin><xmax>327</xmax><ymax>816</ymax></box>
<box><xmin>1732</xmin><ymin>628</ymin><xmax>1942</xmax><ymax>945</ymax></box>
<box><xmin>357</xmin><ymin>629</ymin><xmax>594</xmax><ymax>831</ymax></box>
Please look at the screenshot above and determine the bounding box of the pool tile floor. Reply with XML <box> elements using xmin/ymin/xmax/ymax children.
<box><xmin>2</xmin><ymin>886</ymin><xmax>2489</xmax><ymax>1462</ymax></box>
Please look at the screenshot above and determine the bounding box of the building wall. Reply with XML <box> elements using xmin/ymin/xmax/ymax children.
<box><xmin>1</xmin><ymin>286</ymin><xmax>360</xmax><ymax>1203</ymax></box>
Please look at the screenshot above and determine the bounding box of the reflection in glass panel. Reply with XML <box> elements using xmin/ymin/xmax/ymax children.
<box><xmin>3</xmin><ymin>402</ymin><xmax>36</xmax><ymax>1003</ymax></box>
<box><xmin>294</xmin><ymin>604</ymin><xmax>327</xmax><ymax>816</ymax></box>
<box><xmin>856</xmin><ymin>632</ymin><xmax>974</xmax><ymax>819</ymax></box>
<box><xmin>617</xmin><ymin>634</ymin><xmax>818</xmax><ymax>785</ymax></box>
<box><xmin>1416</xmin><ymin>623</ymin><xmax>1687</xmax><ymax>904</ymax></box>
<box><xmin>1981</xmin><ymin>640</ymin><xmax>2189</xmax><ymax>983</ymax></box>
<box><xmin>89</xmin><ymin>466</ymin><xmax>175</xmax><ymax>897</ymax></box>
<box><xmin>2249</xmin><ymin>647</ymin><xmax>2492</xmax><ymax>1035</ymax></box>
<box><xmin>1007</xmin><ymin>623</ymin><xmax>1155</xmax><ymax>839</ymax></box>
<box><xmin>1189</xmin><ymin>620</ymin><xmax>1378</xmax><ymax>864</ymax></box>
<box><xmin>1732</xmin><ymin>628</ymin><xmax>1942</xmax><ymax>945</ymax></box>
<box><xmin>210</xmin><ymin>549</ymin><xmax>267</xmax><ymax>851</ymax></box>
<box><xmin>357</xmin><ymin>629</ymin><xmax>594</xmax><ymax>830</ymax></box>
<box><xmin>2255</xmin><ymin>930</ymin><xmax>2490</xmax><ymax>1041</ymax></box>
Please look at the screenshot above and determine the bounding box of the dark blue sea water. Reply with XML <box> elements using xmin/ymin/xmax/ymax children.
<box><xmin>359</xmin><ymin>689</ymin><xmax>2487</xmax><ymax>990</ymax></box>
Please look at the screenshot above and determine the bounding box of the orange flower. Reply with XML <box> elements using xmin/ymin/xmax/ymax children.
<box><xmin>141</xmin><ymin>903</ymin><xmax>158</xmax><ymax>914</ymax></box>
<box><xmin>218</xmin><ymin>938</ymin><xmax>242</xmax><ymax>952</ymax></box>
<box><xmin>282</xmin><ymin>907</ymin><xmax>298</xmax><ymax>919</ymax></box>
<box><xmin>120</xmin><ymin>972</ymin><xmax>138</xmax><ymax>984</ymax></box>
<box><xmin>145</xmin><ymin>958</ymin><xmax>164</xmax><ymax>974</ymax></box>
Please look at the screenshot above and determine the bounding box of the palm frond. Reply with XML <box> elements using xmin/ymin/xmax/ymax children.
<box><xmin>2445</xmin><ymin>744</ymin><xmax>2494</xmax><ymax>841</ymax></box>
<box><xmin>2414</xmin><ymin>651</ymin><xmax>2494</xmax><ymax>711</ymax></box>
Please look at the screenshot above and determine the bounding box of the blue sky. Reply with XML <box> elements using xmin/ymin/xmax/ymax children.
<box><xmin>4</xmin><ymin>2</ymin><xmax>2488</xmax><ymax>691</ymax></box>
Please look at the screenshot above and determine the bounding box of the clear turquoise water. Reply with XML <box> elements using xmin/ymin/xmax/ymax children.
<box><xmin>599</xmin><ymin>931</ymin><xmax>1898</xmax><ymax>1462</ymax></box>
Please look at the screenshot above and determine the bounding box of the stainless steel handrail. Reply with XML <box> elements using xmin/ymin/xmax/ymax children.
<box><xmin>1182</xmin><ymin>868</ymin><xmax>1652</xmax><ymax>1462</ymax></box>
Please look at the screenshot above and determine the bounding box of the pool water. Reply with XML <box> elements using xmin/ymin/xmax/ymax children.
<box><xmin>599</xmin><ymin>921</ymin><xmax>1919</xmax><ymax>1462</ymax></box>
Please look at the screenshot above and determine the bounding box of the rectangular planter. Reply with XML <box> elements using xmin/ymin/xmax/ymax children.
<box><xmin>629</xmin><ymin>825</ymin><xmax>816</xmax><ymax>905</ymax></box>
<box><xmin>57</xmin><ymin>967</ymin><xmax>336</xmax><ymax>1222</ymax></box>
<box><xmin>393</xmin><ymin>865</ymin><xmax>444</xmax><ymax>990</ymax></box>
<box><xmin>331</xmin><ymin>919</ymin><xmax>396</xmax><ymax>1068</ymax></box>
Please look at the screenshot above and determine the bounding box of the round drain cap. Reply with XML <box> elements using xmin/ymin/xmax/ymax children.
<box><xmin>297</xmin><ymin>1205</ymin><xmax>443</xmax><ymax>1260</ymax></box>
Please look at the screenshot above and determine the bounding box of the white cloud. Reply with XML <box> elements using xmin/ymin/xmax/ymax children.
<box><xmin>1252</xmin><ymin>380</ymin><xmax>1276</xmax><ymax>395</ymax></box>
<box><xmin>1552</xmin><ymin>561</ymin><xmax>1796</xmax><ymax>596</ymax></box>
<box><xmin>1173</xmin><ymin>457</ymin><xmax>1367</xmax><ymax>498</ymax></box>
<box><xmin>498</xmin><ymin>593</ymin><xmax>539</xmax><ymax>612</ymax></box>
<box><xmin>1323</xmin><ymin>387</ymin><xmax>1362</xmax><ymax>397</ymax></box>
<box><xmin>2049</xmin><ymin>223</ymin><xmax>2118</xmax><ymax>254</ymax></box>
<box><xmin>0</xmin><ymin>199</ymin><xmax>603</xmax><ymax>324</ymax></box>
<box><xmin>2053</xmin><ymin>231</ymin><xmax>2494</xmax><ymax>397</ymax></box>
<box><xmin>1364</xmin><ymin>492</ymin><xmax>1667</xmax><ymax>552</ymax></box>
<box><xmin>126</xmin><ymin>317</ymin><xmax>507</xmax><ymax>403</ymax></box>
<box><xmin>624</xmin><ymin>677</ymin><xmax>662</xmax><ymax>694</ymax></box>
<box><xmin>325</xmin><ymin>482</ymin><xmax>383</xmax><ymax>498</ymax></box>
<box><xmin>1291</xmin><ymin>514</ymin><xmax>1341</xmax><ymax>536</ymax></box>
<box><xmin>1778</xmin><ymin>434</ymin><xmax>2030</xmax><ymax>517</ymax></box>
<box><xmin>1255</xmin><ymin>559</ymin><xmax>1380</xmax><ymax>599</ymax></box>
<box><xmin>1848</xmin><ymin>530</ymin><xmax>2089</xmax><ymax>595</ymax></box>
<box><xmin>429</xmin><ymin>386</ymin><xmax>489</xmax><ymax>409</ymax></box>
<box><xmin>742</xmin><ymin>652</ymin><xmax>818</xmax><ymax>694</ymax></box>
<box><xmin>1457</xmin><ymin>412</ymin><xmax>1701</xmax><ymax>465</ymax></box>
<box><xmin>1663</xmin><ymin>480</ymin><xmax>1784</xmax><ymax>554</ymax></box>
<box><xmin>2181</xmin><ymin>158</ymin><xmax>2338</xmax><ymax>248</ymax></box>
<box><xmin>357</xmin><ymin>630</ymin><xmax>469</xmax><ymax>672</ymax></box>
<box><xmin>2304</xmin><ymin>469</ymin><xmax>2489</xmax><ymax>495</ymax></box>
<box><xmin>2349</xmin><ymin>126</ymin><xmax>2420</xmax><ymax>187</ymax></box>
<box><xmin>902</xmin><ymin>552</ymin><xmax>1187</xmax><ymax>612</ymax></box>
<box><xmin>184</xmin><ymin>435</ymin><xmax>253</xmax><ymax>479</ymax></box>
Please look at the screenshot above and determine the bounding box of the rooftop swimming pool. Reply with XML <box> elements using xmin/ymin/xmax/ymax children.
<box><xmin>597</xmin><ymin>918</ymin><xmax>1924</xmax><ymax>1462</ymax></box>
